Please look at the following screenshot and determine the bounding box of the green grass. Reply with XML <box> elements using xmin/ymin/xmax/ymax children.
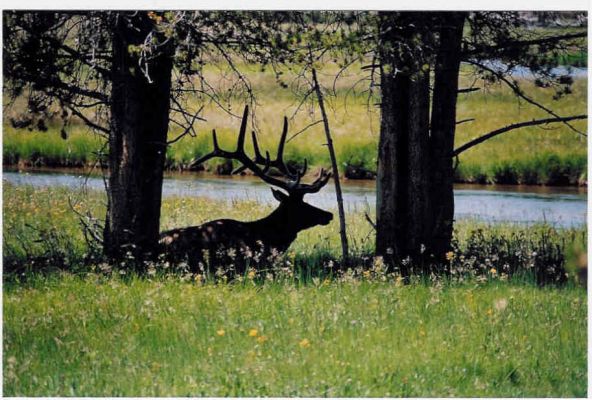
<box><xmin>3</xmin><ymin>275</ymin><xmax>587</xmax><ymax>397</ymax></box>
<box><xmin>3</xmin><ymin>63</ymin><xmax>587</xmax><ymax>185</ymax></box>
<box><xmin>4</xmin><ymin>182</ymin><xmax>586</xmax><ymax>277</ymax></box>
<box><xmin>2</xmin><ymin>178</ymin><xmax>587</xmax><ymax>396</ymax></box>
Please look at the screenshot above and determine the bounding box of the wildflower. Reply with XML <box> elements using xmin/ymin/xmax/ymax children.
<box><xmin>494</xmin><ymin>298</ymin><xmax>508</xmax><ymax>312</ymax></box>
<box><xmin>299</xmin><ymin>338</ymin><xmax>311</xmax><ymax>348</ymax></box>
<box><xmin>373</xmin><ymin>256</ymin><xmax>384</xmax><ymax>268</ymax></box>
<box><xmin>489</xmin><ymin>268</ymin><xmax>497</xmax><ymax>275</ymax></box>
<box><xmin>486</xmin><ymin>308</ymin><xmax>493</xmax><ymax>316</ymax></box>
<box><xmin>445</xmin><ymin>251</ymin><xmax>454</xmax><ymax>261</ymax></box>
<box><xmin>363</xmin><ymin>270</ymin><xmax>371</xmax><ymax>279</ymax></box>
<box><xmin>257</xmin><ymin>335</ymin><xmax>268</xmax><ymax>344</ymax></box>
<box><xmin>216</xmin><ymin>329</ymin><xmax>225</xmax><ymax>336</ymax></box>
<box><xmin>420</xmin><ymin>244</ymin><xmax>426</xmax><ymax>254</ymax></box>
<box><xmin>248</xmin><ymin>329</ymin><xmax>258</xmax><ymax>337</ymax></box>
<box><xmin>247</xmin><ymin>270</ymin><xmax>256</xmax><ymax>280</ymax></box>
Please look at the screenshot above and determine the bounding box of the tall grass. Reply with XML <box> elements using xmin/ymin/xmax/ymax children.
<box><xmin>3</xmin><ymin>64</ymin><xmax>587</xmax><ymax>185</ymax></box>
<box><xmin>3</xmin><ymin>274</ymin><xmax>587</xmax><ymax>396</ymax></box>
<box><xmin>3</xmin><ymin>183</ymin><xmax>585</xmax><ymax>285</ymax></box>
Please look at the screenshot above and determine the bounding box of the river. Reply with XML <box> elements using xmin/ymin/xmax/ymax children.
<box><xmin>2</xmin><ymin>169</ymin><xmax>587</xmax><ymax>227</ymax></box>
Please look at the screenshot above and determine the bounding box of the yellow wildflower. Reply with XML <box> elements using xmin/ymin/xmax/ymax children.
<box><xmin>299</xmin><ymin>338</ymin><xmax>311</xmax><ymax>348</ymax></box>
<box><xmin>216</xmin><ymin>329</ymin><xmax>225</xmax><ymax>336</ymax></box>
<box><xmin>490</xmin><ymin>268</ymin><xmax>497</xmax><ymax>275</ymax></box>
<box><xmin>247</xmin><ymin>270</ymin><xmax>256</xmax><ymax>280</ymax></box>
<box><xmin>257</xmin><ymin>335</ymin><xmax>268</xmax><ymax>344</ymax></box>
<box><xmin>486</xmin><ymin>308</ymin><xmax>493</xmax><ymax>316</ymax></box>
<box><xmin>445</xmin><ymin>251</ymin><xmax>455</xmax><ymax>261</ymax></box>
<box><xmin>248</xmin><ymin>329</ymin><xmax>258</xmax><ymax>337</ymax></box>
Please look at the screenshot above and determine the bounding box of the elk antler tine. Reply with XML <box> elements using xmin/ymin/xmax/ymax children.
<box><xmin>276</xmin><ymin>116</ymin><xmax>289</xmax><ymax>169</ymax></box>
<box><xmin>232</xmin><ymin>164</ymin><xmax>248</xmax><ymax>175</ymax></box>
<box><xmin>295</xmin><ymin>168</ymin><xmax>303</xmax><ymax>186</ymax></box>
<box><xmin>236</xmin><ymin>105</ymin><xmax>249</xmax><ymax>152</ymax></box>
<box><xmin>251</xmin><ymin>130</ymin><xmax>264</xmax><ymax>162</ymax></box>
<box><xmin>300</xmin><ymin>158</ymin><xmax>308</xmax><ymax>177</ymax></box>
<box><xmin>262</xmin><ymin>151</ymin><xmax>271</xmax><ymax>174</ymax></box>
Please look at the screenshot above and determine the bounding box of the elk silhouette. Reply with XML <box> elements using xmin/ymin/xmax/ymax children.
<box><xmin>159</xmin><ymin>106</ymin><xmax>333</xmax><ymax>273</ymax></box>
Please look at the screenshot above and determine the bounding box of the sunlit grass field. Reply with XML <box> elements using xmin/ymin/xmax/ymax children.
<box><xmin>2</xmin><ymin>182</ymin><xmax>587</xmax><ymax>396</ymax></box>
<box><xmin>3</xmin><ymin>275</ymin><xmax>586</xmax><ymax>397</ymax></box>
<box><xmin>3</xmin><ymin>63</ymin><xmax>587</xmax><ymax>184</ymax></box>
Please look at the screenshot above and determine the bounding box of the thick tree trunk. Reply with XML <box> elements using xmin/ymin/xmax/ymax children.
<box><xmin>104</xmin><ymin>13</ymin><xmax>173</xmax><ymax>260</ymax></box>
<box><xmin>375</xmin><ymin>12</ymin><xmax>432</xmax><ymax>274</ymax></box>
<box><xmin>429</xmin><ymin>13</ymin><xmax>466</xmax><ymax>260</ymax></box>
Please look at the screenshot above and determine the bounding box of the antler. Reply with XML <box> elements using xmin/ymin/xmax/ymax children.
<box><xmin>190</xmin><ymin>105</ymin><xmax>331</xmax><ymax>196</ymax></box>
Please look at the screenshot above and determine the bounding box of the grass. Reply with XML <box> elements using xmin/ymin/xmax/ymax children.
<box><xmin>3</xmin><ymin>275</ymin><xmax>587</xmax><ymax>397</ymax></box>
<box><xmin>3</xmin><ymin>63</ymin><xmax>587</xmax><ymax>185</ymax></box>
<box><xmin>2</xmin><ymin>181</ymin><xmax>587</xmax><ymax>396</ymax></box>
<box><xmin>3</xmin><ymin>182</ymin><xmax>586</xmax><ymax>281</ymax></box>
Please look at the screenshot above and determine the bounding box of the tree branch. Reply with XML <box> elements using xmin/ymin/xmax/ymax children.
<box><xmin>64</xmin><ymin>104</ymin><xmax>110</xmax><ymax>135</ymax></box>
<box><xmin>463</xmin><ymin>31</ymin><xmax>587</xmax><ymax>57</ymax></box>
<box><xmin>458</xmin><ymin>87</ymin><xmax>480</xmax><ymax>94</ymax></box>
<box><xmin>456</xmin><ymin>118</ymin><xmax>475</xmax><ymax>125</ymax></box>
<box><xmin>453</xmin><ymin>114</ymin><xmax>587</xmax><ymax>156</ymax></box>
<box><xmin>467</xmin><ymin>59</ymin><xmax>586</xmax><ymax>137</ymax></box>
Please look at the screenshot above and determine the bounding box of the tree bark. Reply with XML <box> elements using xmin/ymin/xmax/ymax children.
<box><xmin>429</xmin><ymin>12</ymin><xmax>466</xmax><ymax>260</ymax></box>
<box><xmin>104</xmin><ymin>13</ymin><xmax>173</xmax><ymax>260</ymax></box>
<box><xmin>311</xmin><ymin>67</ymin><xmax>349</xmax><ymax>262</ymax></box>
<box><xmin>375</xmin><ymin>12</ymin><xmax>432</xmax><ymax>274</ymax></box>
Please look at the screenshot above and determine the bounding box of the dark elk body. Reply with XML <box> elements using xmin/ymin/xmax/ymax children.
<box><xmin>159</xmin><ymin>106</ymin><xmax>333</xmax><ymax>273</ymax></box>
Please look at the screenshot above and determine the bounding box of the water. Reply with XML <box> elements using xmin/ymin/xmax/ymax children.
<box><xmin>3</xmin><ymin>170</ymin><xmax>587</xmax><ymax>227</ymax></box>
<box><xmin>479</xmin><ymin>59</ymin><xmax>588</xmax><ymax>78</ymax></box>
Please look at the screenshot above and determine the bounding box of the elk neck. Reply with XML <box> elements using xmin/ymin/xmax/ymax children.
<box><xmin>245</xmin><ymin>202</ymin><xmax>299</xmax><ymax>245</ymax></box>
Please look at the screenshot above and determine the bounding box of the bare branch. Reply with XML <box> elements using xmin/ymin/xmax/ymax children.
<box><xmin>456</xmin><ymin>118</ymin><xmax>475</xmax><ymax>125</ymax></box>
<box><xmin>467</xmin><ymin>59</ymin><xmax>586</xmax><ymax>137</ymax></box>
<box><xmin>453</xmin><ymin>114</ymin><xmax>587</xmax><ymax>156</ymax></box>
<box><xmin>458</xmin><ymin>87</ymin><xmax>480</xmax><ymax>94</ymax></box>
<box><xmin>287</xmin><ymin>120</ymin><xmax>324</xmax><ymax>143</ymax></box>
<box><xmin>63</xmin><ymin>103</ymin><xmax>109</xmax><ymax>136</ymax></box>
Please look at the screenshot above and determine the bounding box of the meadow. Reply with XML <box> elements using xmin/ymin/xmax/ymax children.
<box><xmin>3</xmin><ymin>63</ymin><xmax>588</xmax><ymax>185</ymax></box>
<box><xmin>2</xmin><ymin>181</ymin><xmax>588</xmax><ymax>396</ymax></box>
<box><xmin>3</xmin><ymin>275</ymin><xmax>587</xmax><ymax>397</ymax></box>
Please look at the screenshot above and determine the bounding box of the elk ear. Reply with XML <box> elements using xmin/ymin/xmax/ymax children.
<box><xmin>271</xmin><ymin>189</ymin><xmax>288</xmax><ymax>202</ymax></box>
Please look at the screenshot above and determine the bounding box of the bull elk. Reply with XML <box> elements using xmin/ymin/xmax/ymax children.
<box><xmin>159</xmin><ymin>106</ymin><xmax>333</xmax><ymax>273</ymax></box>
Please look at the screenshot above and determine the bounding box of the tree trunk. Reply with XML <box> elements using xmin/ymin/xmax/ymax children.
<box><xmin>104</xmin><ymin>13</ymin><xmax>173</xmax><ymax>260</ymax></box>
<box><xmin>375</xmin><ymin>12</ymin><xmax>432</xmax><ymax>274</ymax></box>
<box><xmin>429</xmin><ymin>13</ymin><xmax>466</xmax><ymax>260</ymax></box>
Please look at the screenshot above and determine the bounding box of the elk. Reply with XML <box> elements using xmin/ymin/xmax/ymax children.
<box><xmin>159</xmin><ymin>106</ymin><xmax>333</xmax><ymax>273</ymax></box>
